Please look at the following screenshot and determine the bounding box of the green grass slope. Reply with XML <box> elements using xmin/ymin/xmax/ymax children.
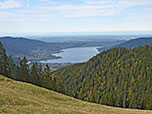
<box><xmin>0</xmin><ymin>75</ymin><xmax>152</xmax><ymax>114</ymax></box>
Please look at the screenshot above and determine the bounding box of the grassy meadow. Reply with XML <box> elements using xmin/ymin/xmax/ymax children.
<box><xmin>0</xmin><ymin>75</ymin><xmax>151</xmax><ymax>114</ymax></box>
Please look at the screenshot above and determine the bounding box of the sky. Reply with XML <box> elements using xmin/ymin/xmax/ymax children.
<box><xmin>0</xmin><ymin>0</ymin><xmax>152</xmax><ymax>34</ymax></box>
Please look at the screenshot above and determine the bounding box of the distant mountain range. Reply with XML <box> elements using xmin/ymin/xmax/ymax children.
<box><xmin>0</xmin><ymin>36</ymin><xmax>124</xmax><ymax>62</ymax></box>
<box><xmin>1</xmin><ymin>36</ymin><xmax>152</xmax><ymax>63</ymax></box>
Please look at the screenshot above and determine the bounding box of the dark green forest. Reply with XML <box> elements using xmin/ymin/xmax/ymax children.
<box><xmin>0</xmin><ymin>41</ymin><xmax>152</xmax><ymax>110</ymax></box>
<box><xmin>0</xmin><ymin>42</ymin><xmax>64</xmax><ymax>93</ymax></box>
<box><xmin>52</xmin><ymin>45</ymin><xmax>152</xmax><ymax>110</ymax></box>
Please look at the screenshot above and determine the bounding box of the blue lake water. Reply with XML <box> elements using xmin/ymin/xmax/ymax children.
<box><xmin>40</xmin><ymin>47</ymin><xmax>101</xmax><ymax>63</ymax></box>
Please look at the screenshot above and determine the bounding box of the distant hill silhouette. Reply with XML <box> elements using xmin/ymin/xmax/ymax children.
<box><xmin>98</xmin><ymin>37</ymin><xmax>152</xmax><ymax>52</ymax></box>
<box><xmin>0</xmin><ymin>36</ymin><xmax>59</xmax><ymax>53</ymax></box>
<box><xmin>116</xmin><ymin>37</ymin><xmax>152</xmax><ymax>48</ymax></box>
<box><xmin>0</xmin><ymin>36</ymin><xmax>62</xmax><ymax>61</ymax></box>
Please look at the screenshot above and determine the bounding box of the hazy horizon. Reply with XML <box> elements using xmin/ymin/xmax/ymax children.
<box><xmin>1</xmin><ymin>31</ymin><xmax>152</xmax><ymax>37</ymax></box>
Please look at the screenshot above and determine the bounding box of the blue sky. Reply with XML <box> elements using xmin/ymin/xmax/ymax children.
<box><xmin>0</xmin><ymin>0</ymin><xmax>152</xmax><ymax>34</ymax></box>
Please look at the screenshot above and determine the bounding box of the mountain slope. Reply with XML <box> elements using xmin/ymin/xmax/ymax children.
<box><xmin>52</xmin><ymin>45</ymin><xmax>152</xmax><ymax>110</ymax></box>
<box><xmin>0</xmin><ymin>75</ymin><xmax>151</xmax><ymax>114</ymax></box>
<box><xmin>98</xmin><ymin>37</ymin><xmax>152</xmax><ymax>52</ymax></box>
<box><xmin>116</xmin><ymin>37</ymin><xmax>152</xmax><ymax>48</ymax></box>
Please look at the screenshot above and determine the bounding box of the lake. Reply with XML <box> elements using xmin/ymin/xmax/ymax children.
<box><xmin>40</xmin><ymin>47</ymin><xmax>100</xmax><ymax>63</ymax></box>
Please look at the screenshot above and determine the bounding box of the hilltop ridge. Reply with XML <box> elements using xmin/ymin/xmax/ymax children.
<box><xmin>116</xmin><ymin>37</ymin><xmax>152</xmax><ymax>48</ymax></box>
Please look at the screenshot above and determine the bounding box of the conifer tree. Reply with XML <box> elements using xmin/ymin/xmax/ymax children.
<box><xmin>8</xmin><ymin>56</ymin><xmax>17</xmax><ymax>79</ymax></box>
<box><xmin>0</xmin><ymin>42</ymin><xmax>9</xmax><ymax>75</ymax></box>
<box><xmin>17</xmin><ymin>57</ymin><xmax>29</xmax><ymax>81</ymax></box>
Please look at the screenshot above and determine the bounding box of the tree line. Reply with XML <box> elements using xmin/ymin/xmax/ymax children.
<box><xmin>0</xmin><ymin>42</ymin><xmax>64</xmax><ymax>93</ymax></box>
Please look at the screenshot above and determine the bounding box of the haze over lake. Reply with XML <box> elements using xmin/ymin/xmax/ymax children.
<box><xmin>40</xmin><ymin>47</ymin><xmax>100</xmax><ymax>63</ymax></box>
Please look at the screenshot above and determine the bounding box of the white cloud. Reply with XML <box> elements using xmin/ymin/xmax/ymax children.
<box><xmin>0</xmin><ymin>0</ymin><xmax>22</xmax><ymax>9</ymax></box>
<box><xmin>0</xmin><ymin>0</ymin><xmax>152</xmax><ymax>26</ymax></box>
<box><xmin>32</xmin><ymin>0</ymin><xmax>152</xmax><ymax>18</ymax></box>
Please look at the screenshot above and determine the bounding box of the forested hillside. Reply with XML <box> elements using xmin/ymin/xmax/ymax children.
<box><xmin>1</xmin><ymin>75</ymin><xmax>152</xmax><ymax>114</ymax></box>
<box><xmin>52</xmin><ymin>45</ymin><xmax>152</xmax><ymax>110</ymax></box>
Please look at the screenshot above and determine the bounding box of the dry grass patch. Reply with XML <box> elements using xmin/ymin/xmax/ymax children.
<box><xmin>0</xmin><ymin>75</ymin><xmax>152</xmax><ymax>114</ymax></box>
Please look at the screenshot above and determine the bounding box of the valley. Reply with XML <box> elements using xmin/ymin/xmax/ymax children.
<box><xmin>0</xmin><ymin>36</ymin><xmax>125</xmax><ymax>63</ymax></box>
<box><xmin>0</xmin><ymin>36</ymin><xmax>125</xmax><ymax>70</ymax></box>
<box><xmin>0</xmin><ymin>36</ymin><xmax>152</xmax><ymax>113</ymax></box>
<box><xmin>1</xmin><ymin>0</ymin><xmax>152</xmax><ymax>113</ymax></box>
